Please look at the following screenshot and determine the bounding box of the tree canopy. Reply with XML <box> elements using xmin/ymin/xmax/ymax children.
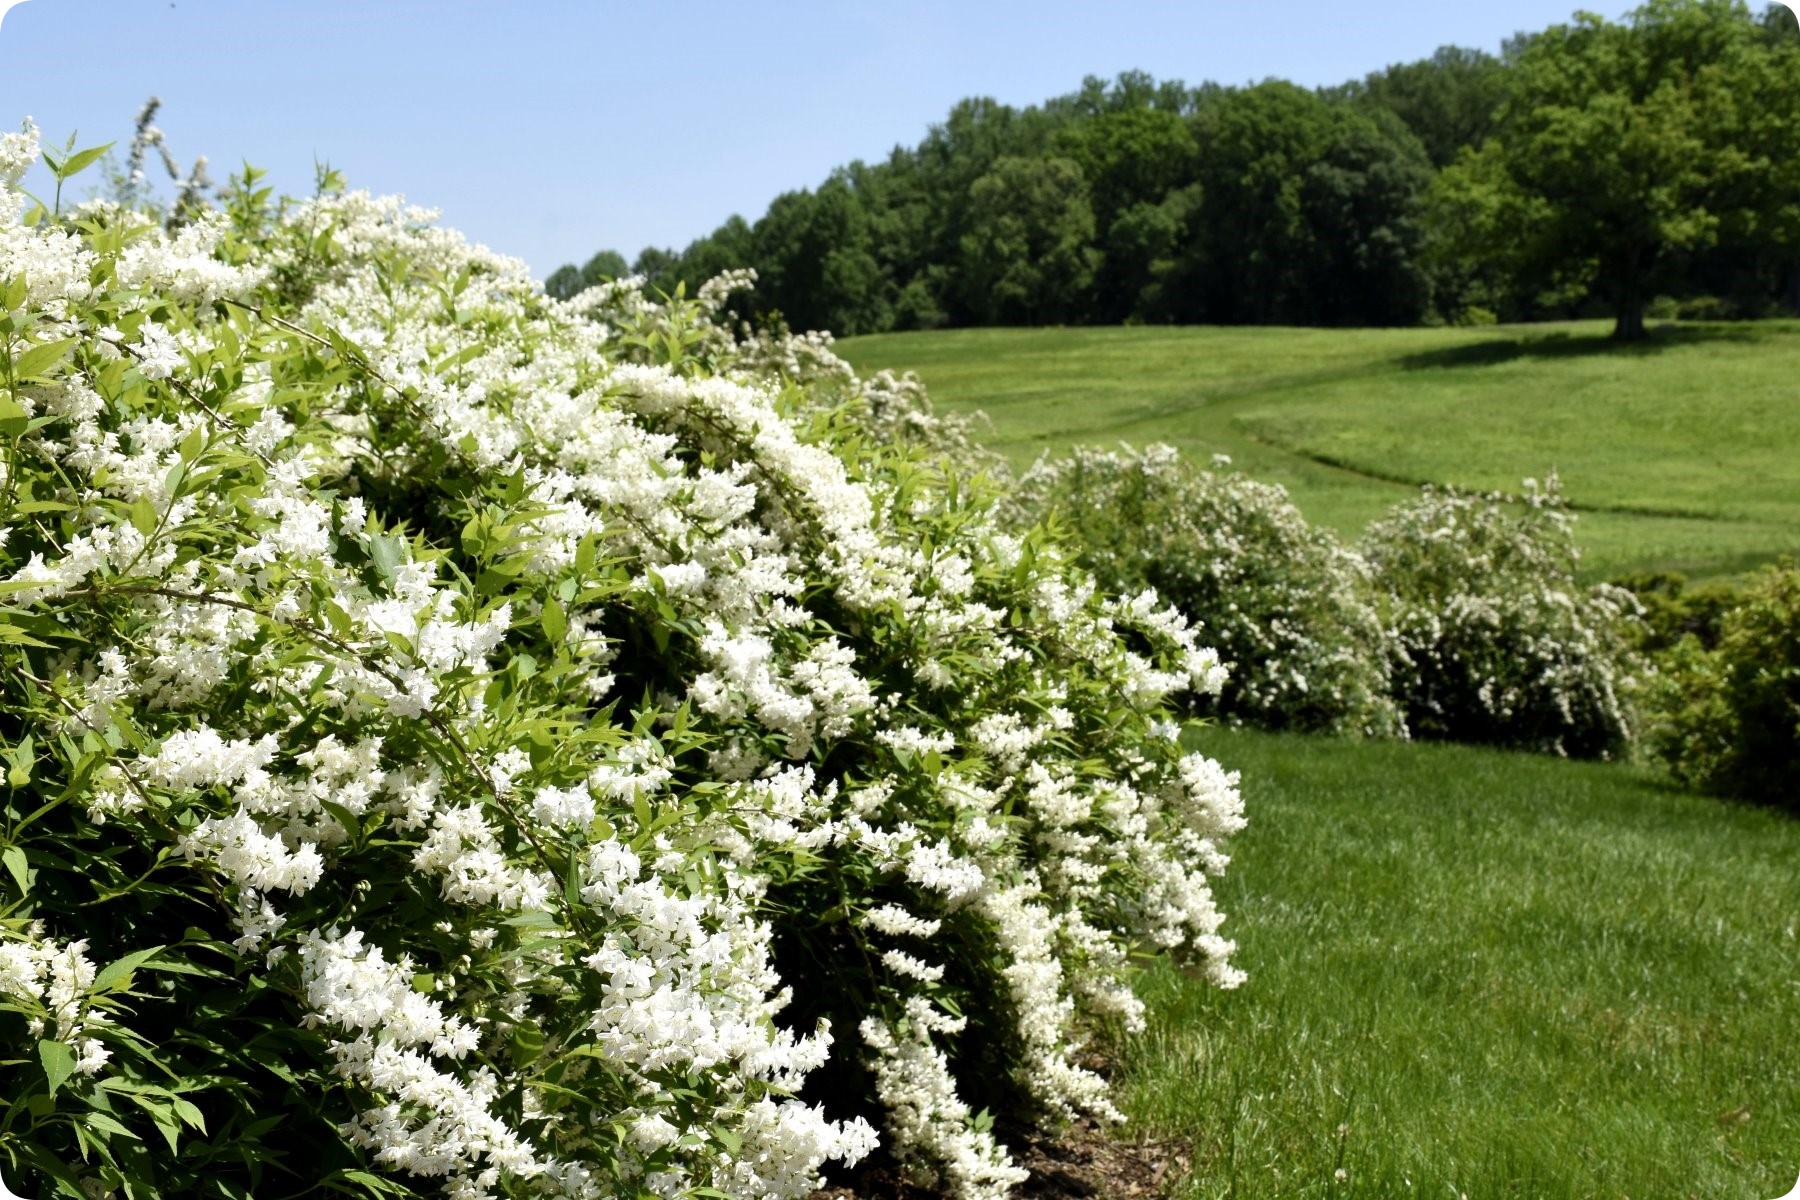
<box><xmin>1442</xmin><ymin>0</ymin><xmax>1800</xmax><ymax>337</ymax></box>
<box><xmin>547</xmin><ymin>1</ymin><xmax>1800</xmax><ymax>337</ymax></box>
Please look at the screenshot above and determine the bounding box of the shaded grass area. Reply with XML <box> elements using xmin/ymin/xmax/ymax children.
<box><xmin>837</xmin><ymin>321</ymin><xmax>1800</xmax><ymax>578</ymax></box>
<box><xmin>1125</xmin><ymin>729</ymin><xmax>1800</xmax><ymax>1200</ymax></box>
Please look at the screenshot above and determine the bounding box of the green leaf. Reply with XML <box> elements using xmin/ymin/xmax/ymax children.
<box><xmin>39</xmin><ymin>1038</ymin><xmax>75</xmax><ymax>1097</ymax></box>
<box><xmin>502</xmin><ymin>909</ymin><xmax>559</xmax><ymax>929</ymax></box>
<box><xmin>92</xmin><ymin>946</ymin><xmax>165</xmax><ymax>993</ymax></box>
<box><xmin>13</xmin><ymin>337</ymin><xmax>76</xmax><ymax>379</ymax></box>
<box><xmin>22</xmin><ymin>1141</ymin><xmax>89</xmax><ymax>1197</ymax></box>
<box><xmin>128</xmin><ymin>495</ymin><xmax>159</xmax><ymax>537</ymax></box>
<box><xmin>563</xmin><ymin>848</ymin><xmax>581</xmax><ymax>912</ymax></box>
<box><xmin>81</xmin><ymin>1109</ymin><xmax>137</xmax><ymax>1141</ymax></box>
<box><xmin>0</xmin><ymin>617</ymin><xmax>55</xmax><ymax>649</ymax></box>
<box><xmin>2</xmin><ymin>845</ymin><xmax>28</xmax><ymax>894</ymax></box>
<box><xmin>461</xmin><ymin>514</ymin><xmax>487</xmax><ymax>558</ymax></box>
<box><xmin>322</xmin><ymin>600</ymin><xmax>354</xmax><ymax>637</ymax></box>
<box><xmin>369</xmin><ymin>531</ymin><xmax>406</xmax><ymax>584</ymax></box>
<box><xmin>0</xmin><ymin>394</ymin><xmax>28</xmax><ymax>438</ymax></box>
<box><xmin>335</xmin><ymin>1169</ymin><xmax>401</xmax><ymax>1195</ymax></box>
<box><xmin>541</xmin><ymin>597</ymin><xmax>567</xmax><ymax>644</ymax></box>
<box><xmin>511</xmin><ymin>1022</ymin><xmax>544</xmax><ymax>1066</ymax></box>
<box><xmin>171</xmin><ymin>1095</ymin><xmax>206</xmax><ymax>1132</ymax></box>
<box><xmin>6</xmin><ymin>733</ymin><xmax>33</xmax><ymax>788</ymax></box>
<box><xmin>56</xmin><ymin>143</ymin><xmax>114</xmax><ymax>180</ymax></box>
<box><xmin>320</xmin><ymin>801</ymin><xmax>361</xmax><ymax>846</ymax></box>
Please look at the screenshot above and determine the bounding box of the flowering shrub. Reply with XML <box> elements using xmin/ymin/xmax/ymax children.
<box><xmin>0</xmin><ymin>120</ymin><xmax>1246</xmax><ymax>1200</ymax></box>
<box><xmin>1643</xmin><ymin>561</ymin><xmax>1800</xmax><ymax>804</ymax></box>
<box><xmin>726</xmin><ymin>319</ymin><xmax>1008</xmax><ymax>480</ymax></box>
<box><xmin>1359</xmin><ymin>479</ymin><xmax>1642</xmax><ymax>758</ymax></box>
<box><xmin>1015</xmin><ymin>444</ymin><xmax>1400</xmax><ymax>737</ymax></box>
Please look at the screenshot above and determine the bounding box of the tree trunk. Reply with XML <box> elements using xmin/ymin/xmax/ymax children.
<box><xmin>1612</xmin><ymin>292</ymin><xmax>1647</xmax><ymax>341</ymax></box>
<box><xmin>1612</xmin><ymin>249</ymin><xmax>1649</xmax><ymax>341</ymax></box>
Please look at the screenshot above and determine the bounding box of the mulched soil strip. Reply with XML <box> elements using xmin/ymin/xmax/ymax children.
<box><xmin>808</xmin><ymin>1119</ymin><xmax>1194</xmax><ymax>1200</ymax></box>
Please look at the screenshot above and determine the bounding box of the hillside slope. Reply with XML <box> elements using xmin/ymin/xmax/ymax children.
<box><xmin>840</xmin><ymin>321</ymin><xmax>1800</xmax><ymax>578</ymax></box>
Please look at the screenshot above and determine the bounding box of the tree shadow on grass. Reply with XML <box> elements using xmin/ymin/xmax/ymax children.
<box><xmin>1396</xmin><ymin>322</ymin><xmax>1780</xmax><ymax>370</ymax></box>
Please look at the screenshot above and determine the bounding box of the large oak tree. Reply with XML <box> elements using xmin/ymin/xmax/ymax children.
<box><xmin>1449</xmin><ymin>0</ymin><xmax>1800</xmax><ymax>339</ymax></box>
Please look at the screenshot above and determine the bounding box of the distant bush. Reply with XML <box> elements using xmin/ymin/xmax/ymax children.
<box><xmin>1645</xmin><ymin>561</ymin><xmax>1800</xmax><ymax>804</ymax></box>
<box><xmin>1451</xmin><ymin>304</ymin><xmax>1499</xmax><ymax>327</ymax></box>
<box><xmin>1017</xmin><ymin>444</ymin><xmax>1401</xmax><ymax>737</ymax></box>
<box><xmin>1360</xmin><ymin>480</ymin><xmax>1643</xmax><ymax>757</ymax></box>
<box><xmin>1612</xmin><ymin>570</ymin><xmax>1745</xmax><ymax>655</ymax></box>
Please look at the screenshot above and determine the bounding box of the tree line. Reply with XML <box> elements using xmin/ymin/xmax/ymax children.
<box><xmin>548</xmin><ymin>0</ymin><xmax>1800</xmax><ymax>340</ymax></box>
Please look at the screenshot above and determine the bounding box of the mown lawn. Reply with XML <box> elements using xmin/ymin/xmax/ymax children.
<box><xmin>1125</xmin><ymin>728</ymin><xmax>1800</xmax><ymax>1200</ymax></box>
<box><xmin>837</xmin><ymin>321</ymin><xmax>1800</xmax><ymax>579</ymax></box>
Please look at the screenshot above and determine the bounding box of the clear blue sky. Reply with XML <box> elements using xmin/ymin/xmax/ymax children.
<box><xmin>2</xmin><ymin>0</ymin><xmax>1636</xmax><ymax>281</ymax></box>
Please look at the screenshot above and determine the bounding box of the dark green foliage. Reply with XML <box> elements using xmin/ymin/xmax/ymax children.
<box><xmin>1613</xmin><ymin>570</ymin><xmax>1745</xmax><ymax>653</ymax></box>
<box><xmin>1098</xmin><ymin>185</ymin><xmax>1201</xmax><ymax>323</ymax></box>
<box><xmin>1645</xmin><ymin>561</ymin><xmax>1800</xmax><ymax>804</ymax></box>
<box><xmin>1050</xmin><ymin>107</ymin><xmax>1197</xmax><ymax>232</ymax></box>
<box><xmin>1297</xmin><ymin>110</ymin><xmax>1435</xmax><ymax>325</ymax></box>
<box><xmin>753</xmin><ymin>180</ymin><xmax>896</xmax><ymax>335</ymax></box>
<box><xmin>958</xmin><ymin>156</ymin><xmax>1099</xmax><ymax>325</ymax></box>
<box><xmin>1185</xmin><ymin>86</ymin><xmax>1433</xmax><ymax>325</ymax></box>
<box><xmin>546</xmin><ymin>1</ymin><xmax>1800</xmax><ymax>334</ymax></box>
<box><xmin>544</xmin><ymin>247</ymin><xmax>628</xmax><ymax>299</ymax></box>
<box><xmin>1335</xmin><ymin>45</ymin><xmax>1510</xmax><ymax>167</ymax></box>
<box><xmin>1435</xmin><ymin>0</ymin><xmax>1800</xmax><ymax>337</ymax></box>
<box><xmin>1051</xmin><ymin>108</ymin><xmax>1202</xmax><ymax>321</ymax></box>
<box><xmin>628</xmin><ymin>244</ymin><xmax>684</xmax><ymax>296</ymax></box>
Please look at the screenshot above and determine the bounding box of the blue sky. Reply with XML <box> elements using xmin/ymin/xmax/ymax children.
<box><xmin>1</xmin><ymin>0</ymin><xmax>1637</xmax><ymax>280</ymax></box>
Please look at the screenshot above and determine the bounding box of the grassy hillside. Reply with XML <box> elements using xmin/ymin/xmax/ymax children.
<box><xmin>1128</xmin><ymin>728</ymin><xmax>1800</xmax><ymax>1200</ymax></box>
<box><xmin>838</xmin><ymin>320</ymin><xmax>1800</xmax><ymax>579</ymax></box>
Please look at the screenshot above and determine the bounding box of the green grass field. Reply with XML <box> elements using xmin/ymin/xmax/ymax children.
<box><xmin>1124</xmin><ymin>728</ymin><xmax>1800</xmax><ymax>1200</ymax></box>
<box><xmin>838</xmin><ymin>320</ymin><xmax>1800</xmax><ymax>579</ymax></box>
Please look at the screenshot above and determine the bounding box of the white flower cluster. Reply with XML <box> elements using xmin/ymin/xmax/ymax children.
<box><xmin>1360</xmin><ymin>477</ymin><xmax>1643</xmax><ymax>757</ymax></box>
<box><xmin>298</xmin><ymin>929</ymin><xmax>548</xmax><ymax>1195</ymax></box>
<box><xmin>1017</xmin><ymin>442</ymin><xmax>1402</xmax><ymax>736</ymax></box>
<box><xmin>0</xmin><ymin>928</ymin><xmax>112</xmax><ymax>1077</ymax></box>
<box><xmin>0</xmin><ymin>126</ymin><xmax>1247</xmax><ymax>1200</ymax></box>
<box><xmin>862</xmin><ymin>1006</ymin><xmax>1030</xmax><ymax>1200</ymax></box>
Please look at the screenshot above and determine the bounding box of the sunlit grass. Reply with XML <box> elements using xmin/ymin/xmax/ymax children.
<box><xmin>838</xmin><ymin>321</ymin><xmax>1800</xmax><ymax>579</ymax></box>
<box><xmin>1124</xmin><ymin>729</ymin><xmax>1800</xmax><ymax>1200</ymax></box>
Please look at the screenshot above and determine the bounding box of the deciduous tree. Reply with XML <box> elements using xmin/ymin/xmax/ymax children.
<box><xmin>959</xmin><ymin>155</ymin><xmax>1100</xmax><ymax>324</ymax></box>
